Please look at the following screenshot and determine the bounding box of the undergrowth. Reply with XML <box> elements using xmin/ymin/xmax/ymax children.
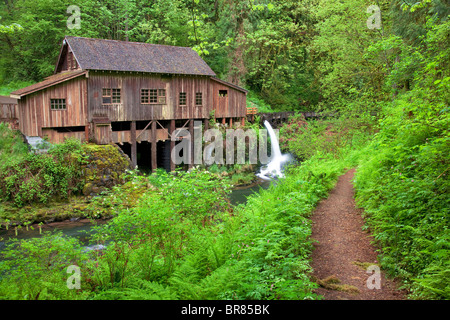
<box><xmin>0</xmin><ymin>155</ymin><xmax>352</xmax><ymax>300</ymax></box>
<box><xmin>0</xmin><ymin>138</ymin><xmax>87</xmax><ymax>207</ymax></box>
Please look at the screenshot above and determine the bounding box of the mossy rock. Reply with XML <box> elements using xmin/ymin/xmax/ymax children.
<box><xmin>81</xmin><ymin>143</ymin><xmax>132</xmax><ymax>195</ymax></box>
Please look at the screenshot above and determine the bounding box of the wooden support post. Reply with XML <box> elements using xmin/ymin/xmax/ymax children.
<box><xmin>131</xmin><ymin>121</ymin><xmax>137</xmax><ymax>169</ymax></box>
<box><xmin>203</xmin><ymin>118</ymin><xmax>209</xmax><ymax>132</ymax></box>
<box><xmin>229</xmin><ymin>117</ymin><xmax>233</xmax><ymax>128</ymax></box>
<box><xmin>188</xmin><ymin>119</ymin><xmax>194</xmax><ymax>169</ymax></box>
<box><xmin>151</xmin><ymin>120</ymin><xmax>157</xmax><ymax>172</ymax></box>
<box><xmin>170</xmin><ymin>119</ymin><xmax>175</xmax><ymax>171</ymax></box>
<box><xmin>222</xmin><ymin>118</ymin><xmax>226</xmax><ymax>125</ymax></box>
<box><xmin>241</xmin><ymin>117</ymin><xmax>245</xmax><ymax>126</ymax></box>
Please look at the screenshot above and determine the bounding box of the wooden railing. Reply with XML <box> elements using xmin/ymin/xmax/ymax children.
<box><xmin>246</xmin><ymin>107</ymin><xmax>258</xmax><ymax>115</ymax></box>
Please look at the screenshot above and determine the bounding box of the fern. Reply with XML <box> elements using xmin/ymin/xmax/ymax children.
<box><xmin>93</xmin><ymin>279</ymin><xmax>177</xmax><ymax>300</ymax></box>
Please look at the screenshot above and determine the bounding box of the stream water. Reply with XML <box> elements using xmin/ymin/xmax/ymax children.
<box><xmin>0</xmin><ymin>179</ymin><xmax>273</xmax><ymax>251</ymax></box>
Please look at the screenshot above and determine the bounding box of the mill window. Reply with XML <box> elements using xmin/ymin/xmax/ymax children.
<box><xmin>102</xmin><ymin>88</ymin><xmax>121</xmax><ymax>104</ymax></box>
<box><xmin>195</xmin><ymin>92</ymin><xmax>203</xmax><ymax>106</ymax></box>
<box><xmin>50</xmin><ymin>99</ymin><xmax>66</xmax><ymax>110</ymax></box>
<box><xmin>179</xmin><ymin>92</ymin><xmax>187</xmax><ymax>106</ymax></box>
<box><xmin>141</xmin><ymin>89</ymin><xmax>166</xmax><ymax>104</ymax></box>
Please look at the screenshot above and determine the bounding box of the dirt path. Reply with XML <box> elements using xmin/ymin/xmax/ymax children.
<box><xmin>310</xmin><ymin>168</ymin><xmax>406</xmax><ymax>300</ymax></box>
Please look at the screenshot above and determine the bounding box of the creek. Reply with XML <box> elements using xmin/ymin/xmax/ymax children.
<box><xmin>0</xmin><ymin>179</ymin><xmax>273</xmax><ymax>251</ymax></box>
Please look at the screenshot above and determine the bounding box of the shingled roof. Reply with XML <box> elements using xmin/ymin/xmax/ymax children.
<box><xmin>10</xmin><ymin>70</ymin><xmax>88</xmax><ymax>98</ymax></box>
<box><xmin>64</xmin><ymin>36</ymin><xmax>216</xmax><ymax>76</ymax></box>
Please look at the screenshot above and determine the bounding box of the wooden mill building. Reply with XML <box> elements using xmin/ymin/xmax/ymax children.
<box><xmin>10</xmin><ymin>36</ymin><xmax>248</xmax><ymax>170</ymax></box>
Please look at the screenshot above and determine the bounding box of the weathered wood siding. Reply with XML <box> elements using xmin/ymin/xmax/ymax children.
<box><xmin>0</xmin><ymin>102</ymin><xmax>18</xmax><ymax>119</ymax></box>
<box><xmin>55</xmin><ymin>45</ymin><xmax>79</xmax><ymax>73</ymax></box>
<box><xmin>18</xmin><ymin>76</ymin><xmax>88</xmax><ymax>137</ymax></box>
<box><xmin>88</xmin><ymin>72</ymin><xmax>246</xmax><ymax>122</ymax></box>
<box><xmin>41</xmin><ymin>128</ymin><xmax>86</xmax><ymax>144</ymax></box>
<box><xmin>112</xmin><ymin>128</ymin><xmax>168</xmax><ymax>144</ymax></box>
<box><xmin>88</xmin><ymin>72</ymin><xmax>212</xmax><ymax>122</ymax></box>
<box><xmin>210</xmin><ymin>79</ymin><xmax>247</xmax><ymax>118</ymax></box>
<box><xmin>0</xmin><ymin>99</ymin><xmax>19</xmax><ymax>129</ymax></box>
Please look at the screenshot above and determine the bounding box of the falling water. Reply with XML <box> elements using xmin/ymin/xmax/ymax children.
<box><xmin>257</xmin><ymin>120</ymin><xmax>291</xmax><ymax>180</ymax></box>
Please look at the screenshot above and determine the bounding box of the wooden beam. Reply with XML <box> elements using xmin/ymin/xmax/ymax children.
<box><xmin>189</xmin><ymin>119</ymin><xmax>194</xmax><ymax>169</ymax></box>
<box><xmin>152</xmin><ymin>120</ymin><xmax>157</xmax><ymax>172</ymax></box>
<box><xmin>131</xmin><ymin>121</ymin><xmax>137</xmax><ymax>168</ymax></box>
<box><xmin>170</xmin><ymin>119</ymin><xmax>175</xmax><ymax>171</ymax></box>
<box><xmin>136</xmin><ymin>120</ymin><xmax>152</xmax><ymax>140</ymax></box>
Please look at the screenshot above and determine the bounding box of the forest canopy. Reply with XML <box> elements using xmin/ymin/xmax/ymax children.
<box><xmin>0</xmin><ymin>0</ymin><xmax>449</xmax><ymax>112</ymax></box>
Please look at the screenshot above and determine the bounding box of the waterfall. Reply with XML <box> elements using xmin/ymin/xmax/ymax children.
<box><xmin>257</xmin><ymin>120</ymin><xmax>291</xmax><ymax>180</ymax></box>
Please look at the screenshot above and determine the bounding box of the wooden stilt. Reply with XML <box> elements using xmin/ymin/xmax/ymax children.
<box><xmin>170</xmin><ymin>119</ymin><xmax>175</xmax><ymax>171</ymax></box>
<box><xmin>189</xmin><ymin>119</ymin><xmax>194</xmax><ymax>168</ymax></box>
<box><xmin>151</xmin><ymin>120</ymin><xmax>157</xmax><ymax>172</ymax></box>
<box><xmin>131</xmin><ymin>121</ymin><xmax>137</xmax><ymax>168</ymax></box>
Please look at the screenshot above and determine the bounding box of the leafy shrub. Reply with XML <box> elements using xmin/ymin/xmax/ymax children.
<box><xmin>353</xmin><ymin>34</ymin><xmax>450</xmax><ymax>298</ymax></box>
<box><xmin>0</xmin><ymin>138</ymin><xmax>86</xmax><ymax>207</ymax></box>
<box><xmin>0</xmin><ymin>123</ymin><xmax>28</xmax><ymax>165</ymax></box>
<box><xmin>279</xmin><ymin>113</ymin><xmax>376</xmax><ymax>160</ymax></box>
<box><xmin>0</xmin><ymin>231</ymin><xmax>89</xmax><ymax>300</ymax></box>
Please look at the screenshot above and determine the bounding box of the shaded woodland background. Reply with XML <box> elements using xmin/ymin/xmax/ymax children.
<box><xmin>1</xmin><ymin>0</ymin><xmax>447</xmax><ymax>113</ymax></box>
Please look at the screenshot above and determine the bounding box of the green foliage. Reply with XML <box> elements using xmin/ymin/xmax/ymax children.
<box><xmin>0</xmin><ymin>156</ymin><xmax>349</xmax><ymax>300</ymax></box>
<box><xmin>0</xmin><ymin>123</ymin><xmax>28</xmax><ymax>165</ymax></box>
<box><xmin>0</xmin><ymin>80</ymin><xmax>34</xmax><ymax>96</ymax></box>
<box><xmin>353</xmin><ymin>18</ymin><xmax>449</xmax><ymax>299</ymax></box>
<box><xmin>280</xmin><ymin>113</ymin><xmax>377</xmax><ymax>160</ymax></box>
<box><xmin>246</xmin><ymin>90</ymin><xmax>275</xmax><ymax>113</ymax></box>
<box><xmin>0</xmin><ymin>0</ymin><xmax>448</xmax><ymax>301</ymax></box>
<box><xmin>0</xmin><ymin>231</ymin><xmax>89</xmax><ymax>300</ymax></box>
<box><xmin>0</xmin><ymin>138</ymin><xmax>86</xmax><ymax>207</ymax></box>
<box><xmin>243</xmin><ymin>0</ymin><xmax>318</xmax><ymax>110</ymax></box>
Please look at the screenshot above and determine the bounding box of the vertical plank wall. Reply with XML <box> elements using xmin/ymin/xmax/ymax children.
<box><xmin>18</xmin><ymin>76</ymin><xmax>88</xmax><ymax>137</ymax></box>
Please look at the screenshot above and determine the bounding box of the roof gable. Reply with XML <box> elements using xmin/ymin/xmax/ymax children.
<box><xmin>11</xmin><ymin>70</ymin><xmax>88</xmax><ymax>98</ymax></box>
<box><xmin>62</xmin><ymin>36</ymin><xmax>216</xmax><ymax>76</ymax></box>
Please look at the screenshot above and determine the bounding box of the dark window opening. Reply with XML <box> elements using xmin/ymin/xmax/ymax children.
<box><xmin>52</xmin><ymin>126</ymin><xmax>85</xmax><ymax>133</ymax></box>
<box><xmin>51</xmin><ymin>99</ymin><xmax>66</xmax><ymax>110</ymax></box>
<box><xmin>219</xmin><ymin>90</ymin><xmax>228</xmax><ymax>97</ymax></box>
<box><xmin>111</xmin><ymin>121</ymin><xmax>131</xmax><ymax>131</ymax></box>
<box><xmin>195</xmin><ymin>92</ymin><xmax>202</xmax><ymax>106</ymax></box>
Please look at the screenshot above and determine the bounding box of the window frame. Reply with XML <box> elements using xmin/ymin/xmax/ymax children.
<box><xmin>141</xmin><ymin>88</ymin><xmax>166</xmax><ymax>105</ymax></box>
<box><xmin>102</xmin><ymin>88</ymin><xmax>121</xmax><ymax>104</ymax></box>
<box><xmin>195</xmin><ymin>92</ymin><xmax>203</xmax><ymax>106</ymax></box>
<box><xmin>50</xmin><ymin>98</ymin><xmax>67</xmax><ymax>111</ymax></box>
<box><xmin>179</xmin><ymin>92</ymin><xmax>187</xmax><ymax>106</ymax></box>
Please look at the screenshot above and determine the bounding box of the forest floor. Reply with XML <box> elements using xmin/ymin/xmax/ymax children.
<box><xmin>310</xmin><ymin>168</ymin><xmax>407</xmax><ymax>300</ymax></box>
